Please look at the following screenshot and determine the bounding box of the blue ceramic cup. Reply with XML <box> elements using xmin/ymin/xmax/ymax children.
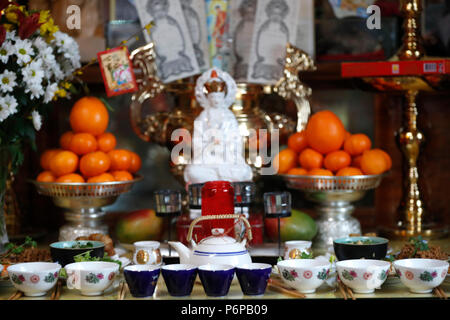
<box><xmin>198</xmin><ymin>264</ymin><xmax>235</xmax><ymax>297</ymax></box>
<box><xmin>123</xmin><ymin>265</ymin><xmax>160</xmax><ymax>298</ymax></box>
<box><xmin>161</xmin><ymin>264</ymin><xmax>198</xmax><ymax>297</ymax></box>
<box><xmin>236</xmin><ymin>263</ymin><xmax>272</xmax><ymax>296</ymax></box>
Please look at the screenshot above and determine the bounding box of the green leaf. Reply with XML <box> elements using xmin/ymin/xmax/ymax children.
<box><xmin>99</xmin><ymin>97</ymin><xmax>114</xmax><ymax>112</ymax></box>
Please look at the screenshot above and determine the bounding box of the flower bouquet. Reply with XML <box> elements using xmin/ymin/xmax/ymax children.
<box><xmin>0</xmin><ymin>1</ymin><xmax>82</xmax><ymax>247</ymax></box>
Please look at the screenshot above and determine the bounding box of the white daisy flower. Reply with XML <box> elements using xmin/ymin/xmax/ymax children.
<box><xmin>43</xmin><ymin>82</ymin><xmax>58</xmax><ymax>104</ymax></box>
<box><xmin>25</xmin><ymin>83</ymin><xmax>44</xmax><ymax>100</ymax></box>
<box><xmin>0</xmin><ymin>40</ymin><xmax>13</xmax><ymax>64</ymax></box>
<box><xmin>38</xmin><ymin>46</ymin><xmax>57</xmax><ymax>80</ymax></box>
<box><xmin>0</xmin><ymin>70</ymin><xmax>17</xmax><ymax>93</ymax></box>
<box><xmin>14</xmin><ymin>39</ymin><xmax>35</xmax><ymax>65</ymax></box>
<box><xmin>31</xmin><ymin>110</ymin><xmax>42</xmax><ymax>131</ymax></box>
<box><xmin>22</xmin><ymin>59</ymin><xmax>45</xmax><ymax>87</ymax></box>
<box><xmin>0</xmin><ymin>95</ymin><xmax>18</xmax><ymax>122</ymax></box>
<box><xmin>5</xmin><ymin>31</ymin><xmax>17</xmax><ymax>41</ymax></box>
<box><xmin>52</xmin><ymin>64</ymin><xmax>64</xmax><ymax>81</ymax></box>
<box><xmin>33</xmin><ymin>37</ymin><xmax>49</xmax><ymax>52</ymax></box>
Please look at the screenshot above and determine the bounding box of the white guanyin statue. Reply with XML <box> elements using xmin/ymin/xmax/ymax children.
<box><xmin>184</xmin><ymin>68</ymin><xmax>253</xmax><ymax>184</ymax></box>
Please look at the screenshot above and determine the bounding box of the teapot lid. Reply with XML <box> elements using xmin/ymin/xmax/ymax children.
<box><xmin>199</xmin><ymin>228</ymin><xmax>236</xmax><ymax>245</ymax></box>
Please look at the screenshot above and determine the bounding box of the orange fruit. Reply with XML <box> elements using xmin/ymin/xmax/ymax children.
<box><xmin>79</xmin><ymin>151</ymin><xmax>111</xmax><ymax>178</ymax></box>
<box><xmin>324</xmin><ymin>150</ymin><xmax>351</xmax><ymax>172</ymax></box>
<box><xmin>352</xmin><ymin>155</ymin><xmax>363</xmax><ymax>168</ymax></box>
<box><xmin>287</xmin><ymin>131</ymin><xmax>308</xmax><ymax>154</ymax></box>
<box><xmin>49</xmin><ymin>151</ymin><xmax>79</xmax><ymax>177</ymax></box>
<box><xmin>69</xmin><ymin>133</ymin><xmax>98</xmax><ymax>155</ymax></box>
<box><xmin>273</xmin><ymin>148</ymin><xmax>297</xmax><ymax>174</ymax></box>
<box><xmin>287</xmin><ymin>167</ymin><xmax>308</xmax><ymax>175</ymax></box>
<box><xmin>376</xmin><ymin>149</ymin><xmax>392</xmax><ymax>170</ymax></box>
<box><xmin>108</xmin><ymin>149</ymin><xmax>132</xmax><ymax>171</ymax></box>
<box><xmin>56</xmin><ymin>173</ymin><xmax>85</xmax><ymax>183</ymax></box>
<box><xmin>111</xmin><ymin>170</ymin><xmax>133</xmax><ymax>181</ymax></box>
<box><xmin>87</xmin><ymin>173</ymin><xmax>115</xmax><ymax>183</ymax></box>
<box><xmin>343</xmin><ymin>134</ymin><xmax>372</xmax><ymax>156</ymax></box>
<box><xmin>40</xmin><ymin>149</ymin><xmax>61</xmax><ymax>170</ymax></box>
<box><xmin>345</xmin><ymin>131</ymin><xmax>351</xmax><ymax>140</ymax></box>
<box><xmin>307</xmin><ymin>168</ymin><xmax>333</xmax><ymax>176</ymax></box>
<box><xmin>69</xmin><ymin>97</ymin><xmax>109</xmax><ymax>136</ymax></box>
<box><xmin>97</xmin><ymin>132</ymin><xmax>117</xmax><ymax>153</ymax></box>
<box><xmin>336</xmin><ymin>167</ymin><xmax>364</xmax><ymax>176</ymax></box>
<box><xmin>305</xmin><ymin>110</ymin><xmax>346</xmax><ymax>154</ymax></box>
<box><xmin>128</xmin><ymin>152</ymin><xmax>142</xmax><ymax>173</ymax></box>
<box><xmin>36</xmin><ymin>171</ymin><xmax>56</xmax><ymax>182</ymax></box>
<box><xmin>360</xmin><ymin>149</ymin><xmax>389</xmax><ymax>175</ymax></box>
<box><xmin>59</xmin><ymin>131</ymin><xmax>74</xmax><ymax>150</ymax></box>
<box><xmin>299</xmin><ymin>148</ymin><xmax>323</xmax><ymax>170</ymax></box>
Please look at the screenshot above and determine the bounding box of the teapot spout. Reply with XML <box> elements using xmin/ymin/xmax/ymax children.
<box><xmin>168</xmin><ymin>241</ymin><xmax>190</xmax><ymax>264</ymax></box>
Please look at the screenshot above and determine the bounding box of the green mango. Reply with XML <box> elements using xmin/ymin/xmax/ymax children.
<box><xmin>264</xmin><ymin>209</ymin><xmax>317</xmax><ymax>241</ymax></box>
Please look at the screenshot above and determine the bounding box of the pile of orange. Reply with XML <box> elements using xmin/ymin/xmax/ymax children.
<box><xmin>275</xmin><ymin>110</ymin><xmax>391</xmax><ymax>176</ymax></box>
<box><xmin>36</xmin><ymin>97</ymin><xmax>142</xmax><ymax>183</ymax></box>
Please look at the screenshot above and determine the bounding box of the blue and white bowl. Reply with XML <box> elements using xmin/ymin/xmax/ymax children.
<box><xmin>198</xmin><ymin>264</ymin><xmax>235</xmax><ymax>297</ymax></box>
<box><xmin>161</xmin><ymin>264</ymin><xmax>197</xmax><ymax>297</ymax></box>
<box><xmin>235</xmin><ymin>263</ymin><xmax>272</xmax><ymax>296</ymax></box>
<box><xmin>124</xmin><ymin>264</ymin><xmax>161</xmax><ymax>298</ymax></box>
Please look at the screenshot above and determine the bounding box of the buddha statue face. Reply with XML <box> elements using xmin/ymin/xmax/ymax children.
<box><xmin>204</xmin><ymin>70</ymin><xmax>227</xmax><ymax>109</ymax></box>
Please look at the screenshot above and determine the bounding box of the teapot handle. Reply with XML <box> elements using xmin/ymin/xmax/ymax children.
<box><xmin>187</xmin><ymin>214</ymin><xmax>253</xmax><ymax>243</ymax></box>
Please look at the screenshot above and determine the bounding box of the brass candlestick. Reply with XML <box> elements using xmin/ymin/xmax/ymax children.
<box><xmin>397</xmin><ymin>0</ymin><xmax>425</xmax><ymax>61</ymax></box>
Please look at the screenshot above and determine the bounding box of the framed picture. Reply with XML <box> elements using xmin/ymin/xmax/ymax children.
<box><xmin>97</xmin><ymin>47</ymin><xmax>139</xmax><ymax>97</ymax></box>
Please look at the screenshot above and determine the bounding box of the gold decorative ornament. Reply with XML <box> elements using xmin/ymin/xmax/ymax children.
<box><xmin>397</xmin><ymin>0</ymin><xmax>425</xmax><ymax>61</ymax></box>
<box><xmin>274</xmin><ymin>43</ymin><xmax>316</xmax><ymax>132</ymax></box>
<box><xmin>136</xmin><ymin>249</ymin><xmax>150</xmax><ymax>265</ymax></box>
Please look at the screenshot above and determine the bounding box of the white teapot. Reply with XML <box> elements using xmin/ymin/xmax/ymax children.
<box><xmin>168</xmin><ymin>214</ymin><xmax>252</xmax><ymax>267</ymax></box>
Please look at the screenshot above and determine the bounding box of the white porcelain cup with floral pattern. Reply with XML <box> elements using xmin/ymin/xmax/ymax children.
<box><xmin>65</xmin><ymin>261</ymin><xmax>120</xmax><ymax>296</ymax></box>
<box><xmin>277</xmin><ymin>259</ymin><xmax>330</xmax><ymax>293</ymax></box>
<box><xmin>7</xmin><ymin>262</ymin><xmax>61</xmax><ymax>297</ymax></box>
<box><xmin>393</xmin><ymin>258</ymin><xmax>449</xmax><ymax>293</ymax></box>
<box><xmin>336</xmin><ymin>259</ymin><xmax>391</xmax><ymax>293</ymax></box>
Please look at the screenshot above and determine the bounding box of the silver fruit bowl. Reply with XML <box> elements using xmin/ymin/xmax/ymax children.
<box><xmin>30</xmin><ymin>176</ymin><xmax>143</xmax><ymax>241</ymax></box>
<box><xmin>281</xmin><ymin>173</ymin><xmax>386</xmax><ymax>255</ymax></box>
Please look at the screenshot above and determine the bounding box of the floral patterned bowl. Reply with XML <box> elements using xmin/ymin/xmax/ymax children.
<box><xmin>336</xmin><ymin>259</ymin><xmax>391</xmax><ymax>294</ymax></box>
<box><xmin>65</xmin><ymin>261</ymin><xmax>120</xmax><ymax>296</ymax></box>
<box><xmin>393</xmin><ymin>258</ymin><xmax>449</xmax><ymax>293</ymax></box>
<box><xmin>277</xmin><ymin>259</ymin><xmax>330</xmax><ymax>293</ymax></box>
<box><xmin>7</xmin><ymin>262</ymin><xmax>61</xmax><ymax>297</ymax></box>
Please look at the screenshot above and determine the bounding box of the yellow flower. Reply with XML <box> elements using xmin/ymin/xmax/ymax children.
<box><xmin>5</xmin><ymin>5</ymin><xmax>26</xmax><ymax>24</ymax></box>
<box><xmin>38</xmin><ymin>10</ymin><xmax>51</xmax><ymax>24</ymax></box>
<box><xmin>3</xmin><ymin>23</ymin><xmax>15</xmax><ymax>32</ymax></box>
<box><xmin>40</xmin><ymin>16</ymin><xmax>59</xmax><ymax>39</ymax></box>
<box><xmin>55</xmin><ymin>89</ymin><xmax>67</xmax><ymax>98</ymax></box>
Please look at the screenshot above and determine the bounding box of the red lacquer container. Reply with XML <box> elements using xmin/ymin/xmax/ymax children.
<box><xmin>201</xmin><ymin>181</ymin><xmax>235</xmax><ymax>236</ymax></box>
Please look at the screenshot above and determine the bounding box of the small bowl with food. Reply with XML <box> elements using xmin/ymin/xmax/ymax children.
<box><xmin>393</xmin><ymin>258</ymin><xmax>449</xmax><ymax>293</ymax></box>
<box><xmin>50</xmin><ymin>241</ymin><xmax>105</xmax><ymax>267</ymax></box>
<box><xmin>7</xmin><ymin>262</ymin><xmax>61</xmax><ymax>296</ymax></box>
<box><xmin>336</xmin><ymin>259</ymin><xmax>391</xmax><ymax>293</ymax></box>
<box><xmin>333</xmin><ymin>236</ymin><xmax>389</xmax><ymax>261</ymax></box>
